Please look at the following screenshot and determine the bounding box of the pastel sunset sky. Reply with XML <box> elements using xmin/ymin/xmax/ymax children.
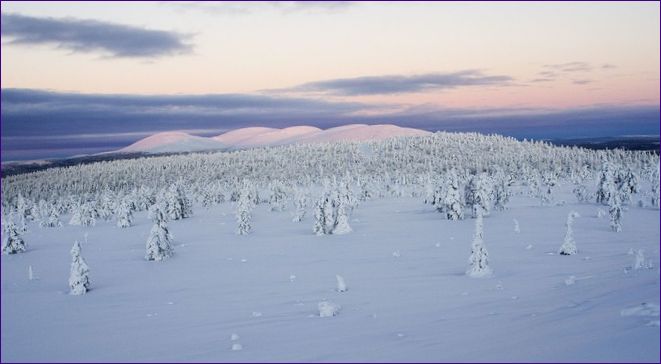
<box><xmin>1</xmin><ymin>1</ymin><xmax>659</xmax><ymax>160</ymax></box>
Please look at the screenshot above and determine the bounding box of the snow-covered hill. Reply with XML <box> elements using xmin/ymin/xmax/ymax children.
<box><xmin>117</xmin><ymin>124</ymin><xmax>432</xmax><ymax>154</ymax></box>
<box><xmin>118</xmin><ymin>131</ymin><xmax>227</xmax><ymax>154</ymax></box>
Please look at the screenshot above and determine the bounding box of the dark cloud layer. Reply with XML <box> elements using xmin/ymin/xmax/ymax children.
<box><xmin>287</xmin><ymin>71</ymin><xmax>513</xmax><ymax>95</ymax></box>
<box><xmin>1</xmin><ymin>89</ymin><xmax>658</xmax><ymax>161</ymax></box>
<box><xmin>1</xmin><ymin>13</ymin><xmax>191</xmax><ymax>58</ymax></box>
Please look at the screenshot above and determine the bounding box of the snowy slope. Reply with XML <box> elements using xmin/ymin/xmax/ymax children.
<box><xmin>119</xmin><ymin>131</ymin><xmax>226</xmax><ymax>154</ymax></box>
<box><xmin>220</xmin><ymin>126</ymin><xmax>322</xmax><ymax>148</ymax></box>
<box><xmin>115</xmin><ymin>124</ymin><xmax>432</xmax><ymax>154</ymax></box>
<box><xmin>1</xmin><ymin>186</ymin><xmax>659</xmax><ymax>362</ymax></box>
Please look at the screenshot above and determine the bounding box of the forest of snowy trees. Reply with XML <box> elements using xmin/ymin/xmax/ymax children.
<box><xmin>1</xmin><ymin>132</ymin><xmax>659</xmax><ymax>269</ymax></box>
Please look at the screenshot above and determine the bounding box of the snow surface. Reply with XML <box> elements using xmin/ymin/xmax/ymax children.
<box><xmin>1</xmin><ymin>186</ymin><xmax>659</xmax><ymax>362</ymax></box>
<box><xmin>119</xmin><ymin>131</ymin><xmax>226</xmax><ymax>154</ymax></box>
<box><xmin>115</xmin><ymin>124</ymin><xmax>432</xmax><ymax>154</ymax></box>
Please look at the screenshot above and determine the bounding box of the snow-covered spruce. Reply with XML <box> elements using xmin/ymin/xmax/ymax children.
<box><xmin>467</xmin><ymin>212</ymin><xmax>492</xmax><ymax>278</ymax></box>
<box><xmin>165</xmin><ymin>182</ymin><xmax>193</xmax><ymax>220</ymax></box>
<box><xmin>145</xmin><ymin>203</ymin><xmax>174</xmax><ymax>261</ymax></box>
<box><xmin>442</xmin><ymin>170</ymin><xmax>464</xmax><ymax>220</ymax></box>
<box><xmin>465</xmin><ymin>173</ymin><xmax>492</xmax><ymax>218</ymax></box>
<box><xmin>558</xmin><ymin>211</ymin><xmax>580</xmax><ymax>255</ymax></box>
<box><xmin>69</xmin><ymin>201</ymin><xmax>97</xmax><ymax>227</ymax></box>
<box><xmin>292</xmin><ymin>188</ymin><xmax>308</xmax><ymax>222</ymax></box>
<box><xmin>1</xmin><ymin>216</ymin><xmax>27</xmax><ymax>255</ymax></box>
<box><xmin>115</xmin><ymin>197</ymin><xmax>134</xmax><ymax>228</ymax></box>
<box><xmin>268</xmin><ymin>180</ymin><xmax>287</xmax><ymax>212</ymax></box>
<box><xmin>332</xmin><ymin>201</ymin><xmax>352</xmax><ymax>235</ymax></box>
<box><xmin>312</xmin><ymin>196</ymin><xmax>327</xmax><ymax>235</ymax></box>
<box><xmin>69</xmin><ymin>241</ymin><xmax>90</xmax><ymax>295</ymax></box>
<box><xmin>608</xmin><ymin>191</ymin><xmax>623</xmax><ymax>232</ymax></box>
<box><xmin>236</xmin><ymin>182</ymin><xmax>253</xmax><ymax>235</ymax></box>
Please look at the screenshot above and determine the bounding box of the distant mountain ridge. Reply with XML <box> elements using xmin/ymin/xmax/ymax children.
<box><xmin>118</xmin><ymin>124</ymin><xmax>432</xmax><ymax>154</ymax></box>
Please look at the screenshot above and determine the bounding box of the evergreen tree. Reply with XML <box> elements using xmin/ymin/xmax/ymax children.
<box><xmin>442</xmin><ymin>170</ymin><xmax>464</xmax><ymax>220</ymax></box>
<box><xmin>596</xmin><ymin>161</ymin><xmax>616</xmax><ymax>205</ymax></box>
<box><xmin>236</xmin><ymin>185</ymin><xmax>253</xmax><ymax>235</ymax></box>
<box><xmin>467</xmin><ymin>211</ymin><xmax>492</xmax><ymax>278</ymax></box>
<box><xmin>1</xmin><ymin>216</ymin><xmax>27</xmax><ymax>255</ymax></box>
<box><xmin>332</xmin><ymin>201</ymin><xmax>352</xmax><ymax>235</ymax></box>
<box><xmin>608</xmin><ymin>191</ymin><xmax>623</xmax><ymax>232</ymax></box>
<box><xmin>145</xmin><ymin>203</ymin><xmax>174</xmax><ymax>261</ymax></box>
<box><xmin>312</xmin><ymin>197</ymin><xmax>326</xmax><ymax>235</ymax></box>
<box><xmin>69</xmin><ymin>241</ymin><xmax>90</xmax><ymax>295</ymax></box>
<box><xmin>292</xmin><ymin>189</ymin><xmax>308</xmax><ymax>222</ymax></box>
<box><xmin>115</xmin><ymin>197</ymin><xmax>134</xmax><ymax>228</ymax></box>
<box><xmin>558</xmin><ymin>211</ymin><xmax>580</xmax><ymax>255</ymax></box>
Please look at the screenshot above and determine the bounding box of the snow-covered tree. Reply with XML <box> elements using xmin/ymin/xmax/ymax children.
<box><xmin>492</xmin><ymin>170</ymin><xmax>511</xmax><ymax>211</ymax></box>
<box><xmin>40</xmin><ymin>204</ymin><xmax>62</xmax><ymax>228</ymax></box>
<box><xmin>651</xmin><ymin>164</ymin><xmax>660</xmax><ymax>208</ymax></box>
<box><xmin>268</xmin><ymin>180</ymin><xmax>287</xmax><ymax>212</ymax></box>
<box><xmin>145</xmin><ymin>203</ymin><xmax>174</xmax><ymax>261</ymax></box>
<box><xmin>165</xmin><ymin>182</ymin><xmax>193</xmax><ymax>220</ymax></box>
<box><xmin>596</xmin><ymin>161</ymin><xmax>616</xmax><ymax>205</ymax></box>
<box><xmin>558</xmin><ymin>211</ymin><xmax>580</xmax><ymax>255</ymax></box>
<box><xmin>442</xmin><ymin>170</ymin><xmax>464</xmax><ymax>220</ymax></box>
<box><xmin>2</xmin><ymin>216</ymin><xmax>27</xmax><ymax>255</ymax></box>
<box><xmin>69</xmin><ymin>201</ymin><xmax>97</xmax><ymax>227</ymax></box>
<box><xmin>540</xmin><ymin>171</ymin><xmax>557</xmax><ymax>206</ymax></box>
<box><xmin>608</xmin><ymin>191</ymin><xmax>623</xmax><ymax>232</ymax></box>
<box><xmin>236</xmin><ymin>183</ymin><xmax>253</xmax><ymax>235</ymax></box>
<box><xmin>616</xmin><ymin>168</ymin><xmax>639</xmax><ymax>204</ymax></box>
<box><xmin>466</xmin><ymin>212</ymin><xmax>492</xmax><ymax>278</ymax></box>
<box><xmin>115</xmin><ymin>197</ymin><xmax>134</xmax><ymax>228</ymax></box>
<box><xmin>312</xmin><ymin>197</ymin><xmax>327</xmax><ymax>236</ymax></box>
<box><xmin>332</xmin><ymin>201</ymin><xmax>352</xmax><ymax>235</ymax></box>
<box><xmin>292</xmin><ymin>189</ymin><xmax>309</xmax><ymax>222</ymax></box>
<box><xmin>465</xmin><ymin>173</ymin><xmax>492</xmax><ymax>218</ymax></box>
<box><xmin>69</xmin><ymin>241</ymin><xmax>90</xmax><ymax>295</ymax></box>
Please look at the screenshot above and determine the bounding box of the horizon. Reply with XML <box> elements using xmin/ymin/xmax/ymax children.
<box><xmin>1</xmin><ymin>1</ymin><xmax>660</xmax><ymax>161</ymax></box>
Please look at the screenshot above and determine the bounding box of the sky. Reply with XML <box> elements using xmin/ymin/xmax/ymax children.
<box><xmin>1</xmin><ymin>1</ymin><xmax>659</xmax><ymax>161</ymax></box>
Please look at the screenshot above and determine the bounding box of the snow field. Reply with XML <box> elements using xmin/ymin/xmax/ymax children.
<box><xmin>1</xmin><ymin>185</ymin><xmax>659</xmax><ymax>362</ymax></box>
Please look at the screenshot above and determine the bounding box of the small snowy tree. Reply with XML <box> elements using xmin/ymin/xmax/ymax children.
<box><xmin>145</xmin><ymin>203</ymin><xmax>174</xmax><ymax>261</ymax></box>
<box><xmin>651</xmin><ymin>165</ymin><xmax>660</xmax><ymax>208</ymax></box>
<box><xmin>332</xmin><ymin>201</ymin><xmax>352</xmax><ymax>235</ymax></box>
<box><xmin>269</xmin><ymin>180</ymin><xmax>287</xmax><ymax>212</ymax></box>
<box><xmin>69</xmin><ymin>201</ymin><xmax>97</xmax><ymax>227</ymax></box>
<box><xmin>442</xmin><ymin>170</ymin><xmax>464</xmax><ymax>220</ymax></box>
<box><xmin>165</xmin><ymin>183</ymin><xmax>193</xmax><ymax>220</ymax></box>
<box><xmin>465</xmin><ymin>173</ymin><xmax>492</xmax><ymax>218</ymax></box>
<box><xmin>312</xmin><ymin>197</ymin><xmax>326</xmax><ymax>235</ymax></box>
<box><xmin>292</xmin><ymin>189</ymin><xmax>309</xmax><ymax>222</ymax></box>
<box><xmin>115</xmin><ymin>198</ymin><xmax>134</xmax><ymax>228</ymax></box>
<box><xmin>608</xmin><ymin>191</ymin><xmax>623</xmax><ymax>232</ymax></box>
<box><xmin>466</xmin><ymin>212</ymin><xmax>492</xmax><ymax>278</ymax></box>
<box><xmin>1</xmin><ymin>217</ymin><xmax>27</xmax><ymax>255</ymax></box>
<box><xmin>558</xmin><ymin>211</ymin><xmax>580</xmax><ymax>255</ymax></box>
<box><xmin>596</xmin><ymin>161</ymin><xmax>616</xmax><ymax>205</ymax></box>
<box><xmin>40</xmin><ymin>204</ymin><xmax>62</xmax><ymax>228</ymax></box>
<box><xmin>236</xmin><ymin>186</ymin><xmax>253</xmax><ymax>235</ymax></box>
<box><xmin>69</xmin><ymin>241</ymin><xmax>90</xmax><ymax>295</ymax></box>
<box><xmin>540</xmin><ymin>171</ymin><xmax>557</xmax><ymax>206</ymax></box>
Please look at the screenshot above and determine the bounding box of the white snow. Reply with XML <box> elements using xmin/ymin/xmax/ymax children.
<box><xmin>114</xmin><ymin>124</ymin><xmax>432</xmax><ymax>155</ymax></box>
<box><xmin>318</xmin><ymin>301</ymin><xmax>341</xmax><ymax>317</ymax></box>
<box><xmin>1</xmin><ymin>163</ymin><xmax>659</xmax><ymax>361</ymax></box>
<box><xmin>119</xmin><ymin>131</ymin><xmax>226</xmax><ymax>154</ymax></box>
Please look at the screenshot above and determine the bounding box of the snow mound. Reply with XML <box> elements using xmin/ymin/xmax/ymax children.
<box><xmin>318</xmin><ymin>301</ymin><xmax>341</xmax><ymax>317</ymax></box>
<box><xmin>227</xmin><ymin>126</ymin><xmax>322</xmax><ymax>148</ymax></box>
<box><xmin>212</xmin><ymin>127</ymin><xmax>278</xmax><ymax>145</ymax></box>
<box><xmin>119</xmin><ymin>132</ymin><xmax>226</xmax><ymax>154</ymax></box>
